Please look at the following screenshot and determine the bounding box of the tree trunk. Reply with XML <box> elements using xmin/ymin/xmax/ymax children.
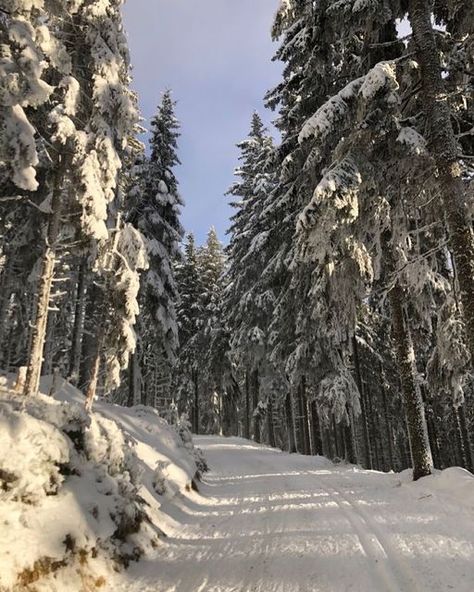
<box><xmin>409</xmin><ymin>0</ymin><xmax>474</xmax><ymax>364</ymax></box>
<box><xmin>381</xmin><ymin>373</ymin><xmax>395</xmax><ymax>471</ymax></box>
<box><xmin>388</xmin><ymin>280</ymin><xmax>433</xmax><ymax>480</ymax></box>
<box><xmin>244</xmin><ymin>370</ymin><xmax>250</xmax><ymax>439</ymax></box>
<box><xmin>458</xmin><ymin>404</ymin><xmax>473</xmax><ymax>472</ymax></box>
<box><xmin>85</xmin><ymin>341</ymin><xmax>102</xmax><ymax>411</ymax></box>
<box><xmin>23</xmin><ymin>185</ymin><xmax>62</xmax><ymax>396</ymax></box>
<box><xmin>343</xmin><ymin>407</ymin><xmax>356</xmax><ymax>464</ymax></box>
<box><xmin>42</xmin><ymin>309</ymin><xmax>56</xmax><ymax>376</ymax></box>
<box><xmin>84</xmin><ymin>305</ymin><xmax>107</xmax><ymax>411</ymax></box>
<box><xmin>285</xmin><ymin>391</ymin><xmax>297</xmax><ymax>453</ymax></box>
<box><xmin>311</xmin><ymin>400</ymin><xmax>323</xmax><ymax>455</ymax></box>
<box><xmin>267</xmin><ymin>395</ymin><xmax>276</xmax><ymax>448</ymax></box>
<box><xmin>298</xmin><ymin>376</ymin><xmax>311</xmax><ymax>455</ymax></box>
<box><xmin>332</xmin><ymin>415</ymin><xmax>340</xmax><ymax>459</ymax></box>
<box><xmin>69</xmin><ymin>260</ymin><xmax>88</xmax><ymax>385</ymax></box>
<box><xmin>366</xmin><ymin>385</ymin><xmax>380</xmax><ymax>469</ymax></box>
<box><xmin>127</xmin><ymin>352</ymin><xmax>140</xmax><ymax>407</ymax></box>
<box><xmin>193</xmin><ymin>369</ymin><xmax>199</xmax><ymax>435</ymax></box>
<box><xmin>79</xmin><ymin>281</ymin><xmax>100</xmax><ymax>392</ymax></box>
<box><xmin>353</xmin><ymin>336</ymin><xmax>372</xmax><ymax>468</ymax></box>
<box><xmin>252</xmin><ymin>368</ymin><xmax>261</xmax><ymax>443</ymax></box>
<box><xmin>0</xmin><ymin>251</ymin><xmax>14</xmax><ymax>365</ymax></box>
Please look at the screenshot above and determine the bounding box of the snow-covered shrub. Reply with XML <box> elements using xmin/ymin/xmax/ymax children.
<box><xmin>175</xmin><ymin>415</ymin><xmax>209</xmax><ymax>476</ymax></box>
<box><xmin>152</xmin><ymin>460</ymin><xmax>170</xmax><ymax>495</ymax></box>
<box><xmin>0</xmin><ymin>402</ymin><xmax>70</xmax><ymax>503</ymax></box>
<box><xmin>0</xmin><ymin>392</ymin><xmax>150</xmax><ymax>590</ymax></box>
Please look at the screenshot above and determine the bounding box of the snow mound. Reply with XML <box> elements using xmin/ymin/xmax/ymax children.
<box><xmin>0</xmin><ymin>377</ymin><xmax>199</xmax><ymax>592</ymax></box>
<box><xmin>402</xmin><ymin>466</ymin><xmax>474</xmax><ymax>512</ymax></box>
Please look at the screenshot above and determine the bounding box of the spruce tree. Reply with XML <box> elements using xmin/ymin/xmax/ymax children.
<box><xmin>225</xmin><ymin>112</ymin><xmax>277</xmax><ymax>442</ymax></box>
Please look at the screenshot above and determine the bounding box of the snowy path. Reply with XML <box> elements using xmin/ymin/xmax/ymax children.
<box><xmin>119</xmin><ymin>437</ymin><xmax>474</xmax><ymax>592</ymax></box>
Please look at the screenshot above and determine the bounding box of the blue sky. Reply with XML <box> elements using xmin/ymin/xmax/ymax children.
<box><xmin>123</xmin><ymin>0</ymin><xmax>282</xmax><ymax>245</ymax></box>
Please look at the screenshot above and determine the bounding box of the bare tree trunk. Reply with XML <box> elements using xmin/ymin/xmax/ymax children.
<box><xmin>458</xmin><ymin>404</ymin><xmax>473</xmax><ymax>472</ymax></box>
<box><xmin>353</xmin><ymin>336</ymin><xmax>372</xmax><ymax>468</ymax></box>
<box><xmin>381</xmin><ymin>373</ymin><xmax>395</xmax><ymax>471</ymax></box>
<box><xmin>285</xmin><ymin>391</ymin><xmax>297</xmax><ymax>453</ymax></box>
<box><xmin>85</xmin><ymin>341</ymin><xmax>102</xmax><ymax>412</ymax></box>
<box><xmin>193</xmin><ymin>369</ymin><xmax>199</xmax><ymax>435</ymax></box>
<box><xmin>23</xmin><ymin>185</ymin><xmax>62</xmax><ymax>396</ymax></box>
<box><xmin>79</xmin><ymin>281</ymin><xmax>100</xmax><ymax>392</ymax></box>
<box><xmin>252</xmin><ymin>368</ymin><xmax>261</xmax><ymax>443</ymax></box>
<box><xmin>244</xmin><ymin>370</ymin><xmax>250</xmax><ymax>439</ymax></box>
<box><xmin>388</xmin><ymin>280</ymin><xmax>433</xmax><ymax>480</ymax></box>
<box><xmin>267</xmin><ymin>394</ymin><xmax>276</xmax><ymax>448</ymax></box>
<box><xmin>69</xmin><ymin>260</ymin><xmax>88</xmax><ymax>385</ymax></box>
<box><xmin>298</xmin><ymin>376</ymin><xmax>311</xmax><ymax>455</ymax></box>
<box><xmin>366</xmin><ymin>385</ymin><xmax>380</xmax><ymax>469</ymax></box>
<box><xmin>42</xmin><ymin>309</ymin><xmax>57</xmax><ymax>376</ymax></box>
<box><xmin>127</xmin><ymin>352</ymin><xmax>137</xmax><ymax>407</ymax></box>
<box><xmin>311</xmin><ymin>400</ymin><xmax>323</xmax><ymax>455</ymax></box>
<box><xmin>343</xmin><ymin>406</ymin><xmax>356</xmax><ymax>464</ymax></box>
<box><xmin>409</xmin><ymin>0</ymin><xmax>474</xmax><ymax>363</ymax></box>
<box><xmin>0</xmin><ymin>251</ymin><xmax>14</xmax><ymax>365</ymax></box>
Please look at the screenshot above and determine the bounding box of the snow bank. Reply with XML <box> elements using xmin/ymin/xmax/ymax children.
<box><xmin>399</xmin><ymin>466</ymin><xmax>474</xmax><ymax>512</ymax></box>
<box><xmin>0</xmin><ymin>376</ymin><xmax>200</xmax><ymax>591</ymax></box>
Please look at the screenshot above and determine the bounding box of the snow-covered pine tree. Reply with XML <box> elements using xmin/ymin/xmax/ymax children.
<box><xmin>174</xmin><ymin>229</ymin><xmax>231</xmax><ymax>435</ymax></box>
<box><xmin>262</xmin><ymin>0</ymin><xmax>365</xmax><ymax>457</ymax></box>
<box><xmin>291</xmin><ymin>2</ymin><xmax>438</xmax><ymax>478</ymax></box>
<box><xmin>131</xmin><ymin>90</ymin><xmax>184</xmax><ymax>408</ymax></box>
<box><xmin>0</xmin><ymin>0</ymin><xmax>55</xmax><ymax>193</ymax></box>
<box><xmin>0</xmin><ymin>1</ymin><xmax>70</xmax><ymax>393</ymax></box>
<box><xmin>225</xmin><ymin>112</ymin><xmax>277</xmax><ymax>443</ymax></box>
<box><xmin>174</xmin><ymin>233</ymin><xmax>205</xmax><ymax>431</ymax></box>
<box><xmin>197</xmin><ymin>227</ymin><xmax>226</xmax><ymax>434</ymax></box>
<box><xmin>407</xmin><ymin>0</ymin><xmax>474</xmax><ymax>364</ymax></box>
<box><xmin>0</xmin><ymin>0</ymin><xmax>143</xmax><ymax>397</ymax></box>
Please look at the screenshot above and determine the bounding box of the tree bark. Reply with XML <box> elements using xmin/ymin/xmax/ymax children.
<box><xmin>458</xmin><ymin>404</ymin><xmax>473</xmax><ymax>472</ymax></box>
<box><xmin>285</xmin><ymin>391</ymin><xmax>297</xmax><ymax>453</ymax></box>
<box><xmin>78</xmin><ymin>281</ymin><xmax>101</xmax><ymax>392</ymax></box>
<box><xmin>388</xmin><ymin>280</ymin><xmax>433</xmax><ymax>480</ymax></box>
<box><xmin>409</xmin><ymin>0</ymin><xmax>474</xmax><ymax>364</ymax></box>
<box><xmin>193</xmin><ymin>369</ymin><xmax>199</xmax><ymax>435</ymax></box>
<box><xmin>311</xmin><ymin>400</ymin><xmax>323</xmax><ymax>455</ymax></box>
<box><xmin>267</xmin><ymin>394</ymin><xmax>276</xmax><ymax>448</ymax></box>
<box><xmin>244</xmin><ymin>370</ymin><xmax>250</xmax><ymax>439</ymax></box>
<box><xmin>381</xmin><ymin>371</ymin><xmax>395</xmax><ymax>471</ymax></box>
<box><xmin>252</xmin><ymin>368</ymin><xmax>261</xmax><ymax>443</ymax></box>
<box><xmin>23</xmin><ymin>181</ymin><xmax>62</xmax><ymax>396</ymax></box>
<box><xmin>343</xmin><ymin>407</ymin><xmax>356</xmax><ymax>464</ymax></box>
<box><xmin>69</xmin><ymin>260</ymin><xmax>88</xmax><ymax>385</ymax></box>
<box><xmin>0</xmin><ymin>251</ymin><xmax>14</xmax><ymax>366</ymax></box>
<box><xmin>352</xmin><ymin>336</ymin><xmax>372</xmax><ymax>468</ymax></box>
<box><xmin>298</xmin><ymin>376</ymin><xmax>311</xmax><ymax>455</ymax></box>
<box><xmin>85</xmin><ymin>339</ymin><xmax>102</xmax><ymax>412</ymax></box>
<box><xmin>127</xmin><ymin>352</ymin><xmax>141</xmax><ymax>407</ymax></box>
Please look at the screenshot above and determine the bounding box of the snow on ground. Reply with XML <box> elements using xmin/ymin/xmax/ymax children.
<box><xmin>2</xmin><ymin>379</ymin><xmax>474</xmax><ymax>592</ymax></box>
<box><xmin>0</xmin><ymin>376</ymin><xmax>198</xmax><ymax>592</ymax></box>
<box><xmin>116</xmin><ymin>436</ymin><xmax>474</xmax><ymax>592</ymax></box>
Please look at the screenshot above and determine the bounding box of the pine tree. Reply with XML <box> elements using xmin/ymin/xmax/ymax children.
<box><xmin>198</xmin><ymin>227</ymin><xmax>226</xmax><ymax>433</ymax></box>
<box><xmin>174</xmin><ymin>234</ymin><xmax>204</xmax><ymax>431</ymax></box>
<box><xmin>130</xmin><ymin>90</ymin><xmax>184</xmax><ymax>407</ymax></box>
<box><xmin>225</xmin><ymin>112</ymin><xmax>277</xmax><ymax>442</ymax></box>
<box><xmin>407</xmin><ymin>0</ymin><xmax>474</xmax><ymax>364</ymax></box>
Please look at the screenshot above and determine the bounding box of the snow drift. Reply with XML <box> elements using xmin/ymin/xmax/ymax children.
<box><xmin>0</xmin><ymin>376</ymin><xmax>202</xmax><ymax>592</ymax></box>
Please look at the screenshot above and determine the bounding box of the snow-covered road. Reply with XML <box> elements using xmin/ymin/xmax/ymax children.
<box><xmin>119</xmin><ymin>436</ymin><xmax>474</xmax><ymax>592</ymax></box>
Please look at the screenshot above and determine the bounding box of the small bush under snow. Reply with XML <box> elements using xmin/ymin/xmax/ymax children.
<box><xmin>0</xmin><ymin>378</ymin><xmax>200</xmax><ymax>592</ymax></box>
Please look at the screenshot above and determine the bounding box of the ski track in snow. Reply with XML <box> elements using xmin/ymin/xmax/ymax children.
<box><xmin>118</xmin><ymin>436</ymin><xmax>474</xmax><ymax>592</ymax></box>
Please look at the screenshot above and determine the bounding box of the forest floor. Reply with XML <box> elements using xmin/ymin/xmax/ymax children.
<box><xmin>117</xmin><ymin>436</ymin><xmax>474</xmax><ymax>592</ymax></box>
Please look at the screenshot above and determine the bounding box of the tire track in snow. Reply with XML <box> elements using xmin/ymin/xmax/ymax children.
<box><xmin>318</xmin><ymin>474</ymin><xmax>424</xmax><ymax>592</ymax></box>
